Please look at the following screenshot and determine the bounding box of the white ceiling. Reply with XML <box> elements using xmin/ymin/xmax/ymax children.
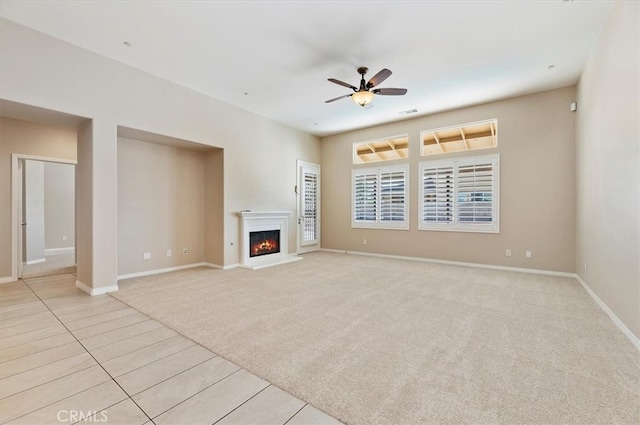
<box><xmin>0</xmin><ymin>0</ymin><xmax>613</xmax><ymax>137</ymax></box>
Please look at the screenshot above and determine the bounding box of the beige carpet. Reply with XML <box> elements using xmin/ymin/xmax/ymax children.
<box><xmin>112</xmin><ymin>251</ymin><xmax>640</xmax><ymax>425</ymax></box>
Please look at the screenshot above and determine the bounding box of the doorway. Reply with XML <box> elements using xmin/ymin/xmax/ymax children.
<box><xmin>296</xmin><ymin>160</ymin><xmax>320</xmax><ymax>254</ymax></box>
<box><xmin>12</xmin><ymin>155</ymin><xmax>77</xmax><ymax>279</ymax></box>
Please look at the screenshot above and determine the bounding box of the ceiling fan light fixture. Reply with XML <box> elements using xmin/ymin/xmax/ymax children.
<box><xmin>352</xmin><ymin>90</ymin><xmax>374</xmax><ymax>107</ymax></box>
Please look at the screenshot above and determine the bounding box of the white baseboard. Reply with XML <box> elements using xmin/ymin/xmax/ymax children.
<box><xmin>26</xmin><ymin>258</ymin><xmax>46</xmax><ymax>265</ymax></box>
<box><xmin>45</xmin><ymin>247</ymin><xmax>75</xmax><ymax>256</ymax></box>
<box><xmin>320</xmin><ymin>249</ymin><xmax>575</xmax><ymax>278</ymax></box>
<box><xmin>117</xmin><ymin>262</ymin><xmax>210</xmax><ymax>281</ymax></box>
<box><xmin>0</xmin><ymin>276</ymin><xmax>17</xmax><ymax>284</ymax></box>
<box><xmin>575</xmin><ymin>274</ymin><xmax>640</xmax><ymax>351</ymax></box>
<box><xmin>76</xmin><ymin>280</ymin><xmax>119</xmax><ymax>296</ymax></box>
<box><xmin>204</xmin><ymin>262</ymin><xmax>238</xmax><ymax>270</ymax></box>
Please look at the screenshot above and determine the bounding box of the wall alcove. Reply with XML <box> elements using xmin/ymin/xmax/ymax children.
<box><xmin>116</xmin><ymin>126</ymin><xmax>224</xmax><ymax>279</ymax></box>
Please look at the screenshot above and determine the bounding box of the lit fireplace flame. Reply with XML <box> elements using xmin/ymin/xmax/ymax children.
<box><xmin>253</xmin><ymin>239</ymin><xmax>278</xmax><ymax>255</ymax></box>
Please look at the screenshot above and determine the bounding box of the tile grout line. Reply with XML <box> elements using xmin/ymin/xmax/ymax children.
<box><xmin>150</xmin><ymin>368</ymin><xmax>244</xmax><ymax>421</ymax></box>
<box><xmin>282</xmin><ymin>404</ymin><xmax>308</xmax><ymax>425</ymax></box>
<box><xmin>56</xmin><ymin>305</ymin><xmax>132</xmax><ymax>325</ymax></box>
<box><xmin>5</xmin><ymin>376</ymin><xmax>117</xmax><ymax>424</ymax></box>
<box><xmin>91</xmin><ymin>332</ymin><xmax>181</xmax><ymax>364</ymax></box>
<box><xmin>0</xmin><ymin>341</ymin><xmax>77</xmax><ymax>365</ymax></box>
<box><xmin>0</xmin><ymin>345</ymin><xmax>89</xmax><ymax>380</ymax></box>
<box><xmin>75</xmin><ymin>319</ymin><xmax>160</xmax><ymax>350</ymax></box>
<box><xmin>68</xmin><ymin>397</ymin><xmax>130</xmax><ymax>425</ymax></box>
<box><xmin>0</xmin><ymin>324</ymin><xmax>68</xmax><ymax>346</ymax></box>
<box><xmin>0</xmin><ymin>321</ymin><xmax>67</xmax><ymax>337</ymax></box>
<box><xmin>0</xmin><ymin>301</ymin><xmax>46</xmax><ymax>315</ymax></box>
<box><xmin>113</xmin><ymin>345</ymin><xmax>212</xmax><ymax>394</ymax></box>
<box><xmin>0</xmin><ymin>355</ymin><xmax>98</xmax><ymax>401</ymax></box>
<box><xmin>61</xmin><ymin>309</ymin><xmax>141</xmax><ymax>331</ymax></box>
<box><xmin>0</xmin><ymin>311</ymin><xmax>56</xmax><ymax>329</ymax></box>
<box><xmin>70</xmin><ymin>316</ymin><xmax>152</xmax><ymax>341</ymax></box>
<box><xmin>127</xmin><ymin>355</ymin><xmax>215</xmax><ymax>397</ymax></box>
<box><xmin>0</xmin><ymin>317</ymin><xmax>62</xmax><ymax>337</ymax></box>
<box><xmin>56</xmin><ymin>304</ymin><xmax>131</xmax><ymax>322</ymax></box>
<box><xmin>210</xmin><ymin>384</ymin><xmax>272</xmax><ymax>425</ymax></box>
<box><xmin>18</xmin><ymin>279</ymin><xmax>155</xmax><ymax>424</ymax></box>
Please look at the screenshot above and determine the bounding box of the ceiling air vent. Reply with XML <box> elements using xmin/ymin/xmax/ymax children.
<box><xmin>399</xmin><ymin>109</ymin><xmax>418</xmax><ymax>115</ymax></box>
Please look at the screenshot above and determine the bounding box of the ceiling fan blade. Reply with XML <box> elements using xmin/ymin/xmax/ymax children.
<box><xmin>325</xmin><ymin>94</ymin><xmax>352</xmax><ymax>103</ymax></box>
<box><xmin>366</xmin><ymin>68</ymin><xmax>392</xmax><ymax>89</ymax></box>
<box><xmin>373</xmin><ymin>88</ymin><xmax>407</xmax><ymax>96</ymax></box>
<box><xmin>328</xmin><ymin>78</ymin><xmax>357</xmax><ymax>91</ymax></box>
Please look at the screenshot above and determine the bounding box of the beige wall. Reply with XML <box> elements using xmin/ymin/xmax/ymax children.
<box><xmin>118</xmin><ymin>137</ymin><xmax>213</xmax><ymax>275</ymax></box>
<box><xmin>321</xmin><ymin>86</ymin><xmax>577</xmax><ymax>273</ymax></box>
<box><xmin>1</xmin><ymin>19</ymin><xmax>320</xmax><ymax>290</ymax></box>
<box><xmin>44</xmin><ymin>161</ymin><xmax>75</xmax><ymax>251</ymax></box>
<box><xmin>204</xmin><ymin>149</ymin><xmax>225</xmax><ymax>266</ymax></box>
<box><xmin>0</xmin><ymin>116</ymin><xmax>76</xmax><ymax>278</ymax></box>
<box><xmin>576</xmin><ymin>1</ymin><xmax>639</xmax><ymax>340</ymax></box>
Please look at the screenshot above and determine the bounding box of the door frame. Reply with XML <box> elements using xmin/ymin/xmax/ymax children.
<box><xmin>9</xmin><ymin>154</ymin><xmax>76</xmax><ymax>282</ymax></box>
<box><xmin>296</xmin><ymin>160</ymin><xmax>321</xmax><ymax>254</ymax></box>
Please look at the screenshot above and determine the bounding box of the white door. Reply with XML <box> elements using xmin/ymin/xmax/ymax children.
<box><xmin>297</xmin><ymin>161</ymin><xmax>320</xmax><ymax>253</ymax></box>
<box><xmin>17</xmin><ymin>159</ymin><xmax>24</xmax><ymax>278</ymax></box>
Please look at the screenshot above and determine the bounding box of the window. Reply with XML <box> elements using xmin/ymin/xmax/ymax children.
<box><xmin>353</xmin><ymin>135</ymin><xmax>408</xmax><ymax>164</ymax></box>
<box><xmin>419</xmin><ymin>154</ymin><xmax>499</xmax><ymax>232</ymax></box>
<box><xmin>353</xmin><ymin>164</ymin><xmax>409</xmax><ymax>229</ymax></box>
<box><xmin>421</xmin><ymin>119</ymin><xmax>497</xmax><ymax>157</ymax></box>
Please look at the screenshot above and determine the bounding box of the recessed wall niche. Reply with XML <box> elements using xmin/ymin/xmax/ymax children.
<box><xmin>116</xmin><ymin>126</ymin><xmax>223</xmax><ymax>277</ymax></box>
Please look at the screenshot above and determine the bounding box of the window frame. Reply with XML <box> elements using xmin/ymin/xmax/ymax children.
<box><xmin>352</xmin><ymin>134</ymin><xmax>409</xmax><ymax>164</ymax></box>
<box><xmin>419</xmin><ymin>154</ymin><xmax>500</xmax><ymax>233</ymax></box>
<box><xmin>420</xmin><ymin>118</ymin><xmax>498</xmax><ymax>157</ymax></box>
<box><xmin>352</xmin><ymin>163</ymin><xmax>410</xmax><ymax>230</ymax></box>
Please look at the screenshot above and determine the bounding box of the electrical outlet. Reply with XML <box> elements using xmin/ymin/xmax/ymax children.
<box><xmin>143</xmin><ymin>252</ymin><xmax>151</xmax><ymax>260</ymax></box>
<box><xmin>167</xmin><ymin>250</ymin><xmax>172</xmax><ymax>257</ymax></box>
<box><xmin>363</xmin><ymin>239</ymin><xmax>367</xmax><ymax>245</ymax></box>
<box><xmin>62</xmin><ymin>235</ymin><xmax>67</xmax><ymax>241</ymax></box>
<box><xmin>183</xmin><ymin>248</ymin><xmax>188</xmax><ymax>255</ymax></box>
<box><xmin>526</xmin><ymin>250</ymin><xmax>532</xmax><ymax>258</ymax></box>
<box><xmin>506</xmin><ymin>249</ymin><xmax>512</xmax><ymax>257</ymax></box>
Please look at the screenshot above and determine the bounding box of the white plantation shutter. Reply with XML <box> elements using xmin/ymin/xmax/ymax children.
<box><xmin>380</xmin><ymin>170</ymin><xmax>406</xmax><ymax>222</ymax></box>
<box><xmin>422</xmin><ymin>165</ymin><xmax>454</xmax><ymax>224</ymax></box>
<box><xmin>303</xmin><ymin>170</ymin><xmax>319</xmax><ymax>242</ymax></box>
<box><xmin>457</xmin><ymin>161</ymin><xmax>494</xmax><ymax>224</ymax></box>
<box><xmin>420</xmin><ymin>154</ymin><xmax>499</xmax><ymax>232</ymax></box>
<box><xmin>353</xmin><ymin>165</ymin><xmax>409</xmax><ymax>229</ymax></box>
<box><xmin>353</xmin><ymin>172</ymin><xmax>378</xmax><ymax>223</ymax></box>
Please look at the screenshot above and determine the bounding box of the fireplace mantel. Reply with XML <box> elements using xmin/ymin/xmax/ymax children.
<box><xmin>236</xmin><ymin>211</ymin><xmax>302</xmax><ymax>270</ymax></box>
<box><xmin>238</xmin><ymin>211</ymin><xmax>292</xmax><ymax>218</ymax></box>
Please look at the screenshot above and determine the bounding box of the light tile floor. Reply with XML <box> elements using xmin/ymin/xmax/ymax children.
<box><xmin>0</xmin><ymin>274</ymin><xmax>342</xmax><ymax>425</ymax></box>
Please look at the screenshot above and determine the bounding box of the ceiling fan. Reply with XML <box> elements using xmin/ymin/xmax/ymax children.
<box><xmin>325</xmin><ymin>67</ymin><xmax>407</xmax><ymax>108</ymax></box>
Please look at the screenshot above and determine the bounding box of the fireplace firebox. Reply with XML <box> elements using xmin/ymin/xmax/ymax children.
<box><xmin>237</xmin><ymin>211</ymin><xmax>301</xmax><ymax>269</ymax></box>
<box><xmin>249</xmin><ymin>230</ymin><xmax>280</xmax><ymax>257</ymax></box>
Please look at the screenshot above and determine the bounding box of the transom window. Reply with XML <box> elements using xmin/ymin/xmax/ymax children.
<box><xmin>352</xmin><ymin>164</ymin><xmax>409</xmax><ymax>229</ymax></box>
<box><xmin>419</xmin><ymin>154</ymin><xmax>499</xmax><ymax>233</ymax></box>
<box><xmin>421</xmin><ymin>119</ymin><xmax>497</xmax><ymax>157</ymax></box>
<box><xmin>353</xmin><ymin>135</ymin><xmax>408</xmax><ymax>164</ymax></box>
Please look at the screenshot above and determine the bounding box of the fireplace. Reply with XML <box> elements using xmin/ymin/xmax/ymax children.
<box><xmin>237</xmin><ymin>211</ymin><xmax>302</xmax><ymax>269</ymax></box>
<box><xmin>250</xmin><ymin>230</ymin><xmax>280</xmax><ymax>257</ymax></box>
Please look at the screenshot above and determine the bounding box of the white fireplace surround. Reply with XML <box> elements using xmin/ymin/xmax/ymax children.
<box><xmin>237</xmin><ymin>211</ymin><xmax>302</xmax><ymax>270</ymax></box>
